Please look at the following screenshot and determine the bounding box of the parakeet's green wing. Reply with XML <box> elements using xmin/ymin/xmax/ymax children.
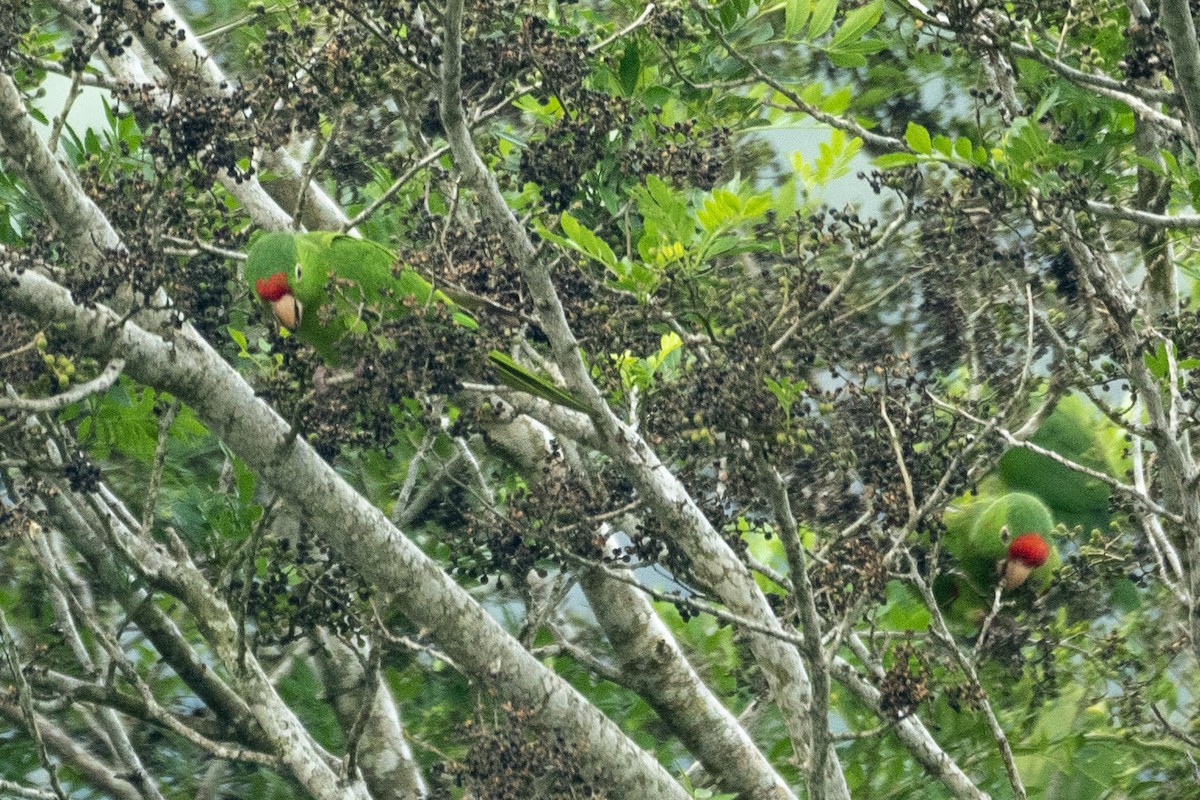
<box><xmin>306</xmin><ymin>233</ymin><xmax>393</xmax><ymax>301</ymax></box>
<box><xmin>314</xmin><ymin>232</ymin><xmax>478</xmax><ymax>328</ymax></box>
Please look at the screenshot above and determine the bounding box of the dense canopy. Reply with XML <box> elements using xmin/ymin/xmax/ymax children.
<box><xmin>0</xmin><ymin>0</ymin><xmax>1198</xmax><ymax>798</ymax></box>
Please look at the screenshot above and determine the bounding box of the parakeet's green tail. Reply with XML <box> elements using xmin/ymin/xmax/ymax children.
<box><xmin>487</xmin><ymin>351</ymin><xmax>591</xmax><ymax>414</ymax></box>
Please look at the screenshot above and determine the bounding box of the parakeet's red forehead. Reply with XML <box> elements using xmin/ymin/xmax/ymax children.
<box><xmin>1007</xmin><ymin>532</ymin><xmax>1050</xmax><ymax>566</ymax></box>
<box><xmin>255</xmin><ymin>272</ymin><xmax>292</xmax><ymax>302</ymax></box>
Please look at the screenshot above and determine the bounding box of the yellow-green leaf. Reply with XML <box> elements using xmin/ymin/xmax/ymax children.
<box><xmin>905</xmin><ymin>121</ymin><xmax>931</xmax><ymax>154</ymax></box>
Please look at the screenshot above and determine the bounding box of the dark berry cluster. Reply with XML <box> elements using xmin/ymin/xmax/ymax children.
<box><xmin>64</xmin><ymin>455</ymin><xmax>102</xmax><ymax>494</ymax></box>
<box><xmin>810</xmin><ymin>533</ymin><xmax>890</xmax><ymax>616</ymax></box>
<box><xmin>446</xmin><ymin>702</ymin><xmax>609</xmax><ymax>800</ymax></box>
<box><xmin>119</xmin><ymin>80</ymin><xmax>256</xmax><ymax>187</ymax></box>
<box><xmin>1122</xmin><ymin>13</ymin><xmax>1170</xmax><ymax>80</ymax></box>
<box><xmin>878</xmin><ymin>641</ymin><xmax>932</xmax><ymax>720</ymax></box>
<box><xmin>236</xmin><ymin>528</ymin><xmax>373</xmax><ymax>647</ymax></box>
<box><xmin>520</xmin><ymin>91</ymin><xmax>636</xmax><ymax>212</ymax></box>
<box><xmin>0</xmin><ymin>1</ymin><xmax>35</xmax><ymax>66</ymax></box>
<box><xmin>628</xmin><ymin>119</ymin><xmax>732</xmax><ymax>191</ymax></box>
<box><xmin>464</xmin><ymin>1</ymin><xmax>590</xmax><ymax>97</ymax></box>
<box><xmin>0</xmin><ymin>312</ymin><xmax>42</xmax><ymax>390</ymax></box>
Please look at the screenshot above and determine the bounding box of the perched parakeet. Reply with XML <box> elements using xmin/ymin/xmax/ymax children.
<box><xmin>938</xmin><ymin>490</ymin><xmax>1060</xmax><ymax>626</ymax></box>
<box><xmin>243</xmin><ymin>231</ymin><xmax>588</xmax><ymax>412</ymax></box>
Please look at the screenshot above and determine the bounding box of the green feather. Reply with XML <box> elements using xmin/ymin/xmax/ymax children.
<box><xmin>487</xmin><ymin>350</ymin><xmax>590</xmax><ymax>413</ymax></box>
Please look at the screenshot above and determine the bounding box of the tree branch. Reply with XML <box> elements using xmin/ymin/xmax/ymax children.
<box><xmin>0</xmin><ymin>253</ymin><xmax>691</xmax><ymax>800</ymax></box>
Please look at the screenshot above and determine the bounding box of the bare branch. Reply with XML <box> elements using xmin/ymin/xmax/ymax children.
<box><xmin>1160</xmin><ymin>0</ymin><xmax>1200</xmax><ymax>146</ymax></box>
<box><xmin>1</xmin><ymin>251</ymin><xmax>692</xmax><ymax>800</ymax></box>
<box><xmin>1087</xmin><ymin>200</ymin><xmax>1200</xmax><ymax>229</ymax></box>
<box><xmin>0</xmin><ymin>360</ymin><xmax>125</xmax><ymax>413</ymax></box>
<box><xmin>589</xmin><ymin>4</ymin><xmax>657</xmax><ymax>53</ymax></box>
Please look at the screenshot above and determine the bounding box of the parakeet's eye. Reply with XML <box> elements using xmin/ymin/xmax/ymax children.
<box><xmin>295</xmin><ymin>262</ymin><xmax>303</xmax><ymax>282</ymax></box>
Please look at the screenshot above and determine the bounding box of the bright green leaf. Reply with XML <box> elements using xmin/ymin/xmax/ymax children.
<box><xmin>807</xmin><ymin>0</ymin><xmax>838</xmax><ymax>38</ymax></box>
<box><xmin>785</xmin><ymin>0</ymin><xmax>811</xmax><ymax>37</ymax></box>
<box><xmin>560</xmin><ymin>212</ymin><xmax>618</xmax><ymax>268</ymax></box>
<box><xmin>875</xmin><ymin>152</ymin><xmax>920</xmax><ymax>167</ymax></box>
<box><xmin>905</xmin><ymin>121</ymin><xmax>932</xmax><ymax>154</ymax></box>
<box><xmin>829</xmin><ymin>0</ymin><xmax>883</xmax><ymax>49</ymax></box>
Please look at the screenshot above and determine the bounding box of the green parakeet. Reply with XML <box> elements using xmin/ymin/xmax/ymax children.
<box><xmin>244</xmin><ymin>231</ymin><xmax>588</xmax><ymax>412</ymax></box>
<box><xmin>939</xmin><ymin>491</ymin><xmax>1060</xmax><ymax>626</ymax></box>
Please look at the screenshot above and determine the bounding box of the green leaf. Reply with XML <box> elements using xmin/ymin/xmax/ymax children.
<box><xmin>954</xmin><ymin>136</ymin><xmax>973</xmax><ymax>160</ymax></box>
<box><xmin>827</xmin><ymin>48</ymin><xmax>868</xmax><ymax>68</ymax></box>
<box><xmin>829</xmin><ymin>0</ymin><xmax>883</xmax><ymax>49</ymax></box>
<box><xmin>875</xmin><ymin>152</ymin><xmax>919</xmax><ymax>167</ymax></box>
<box><xmin>642</xmin><ymin>85</ymin><xmax>673</xmax><ymax>108</ymax></box>
<box><xmin>488</xmin><ymin>351</ymin><xmax>590</xmax><ymax>412</ymax></box>
<box><xmin>785</xmin><ymin>0</ymin><xmax>811</xmax><ymax>36</ymax></box>
<box><xmin>84</xmin><ymin>128</ymin><xmax>101</xmax><ymax>156</ymax></box>
<box><xmin>560</xmin><ymin>212</ymin><xmax>618</xmax><ymax>268</ymax></box>
<box><xmin>228</xmin><ymin>326</ymin><xmax>248</xmax><ymax>354</ymax></box>
<box><xmin>905</xmin><ymin>122</ymin><xmax>932</xmax><ymax>154</ymax></box>
<box><xmin>1143</xmin><ymin>342</ymin><xmax>1168</xmax><ymax>379</ymax></box>
<box><xmin>807</xmin><ymin>0</ymin><xmax>838</xmax><ymax>38</ymax></box>
<box><xmin>821</xmin><ymin>86</ymin><xmax>853</xmax><ymax>115</ymax></box>
<box><xmin>932</xmin><ymin>134</ymin><xmax>953</xmax><ymax>157</ymax></box>
<box><xmin>618</xmin><ymin>42</ymin><xmax>641</xmax><ymax>95</ymax></box>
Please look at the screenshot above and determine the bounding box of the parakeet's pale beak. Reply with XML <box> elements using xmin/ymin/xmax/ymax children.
<box><xmin>255</xmin><ymin>272</ymin><xmax>302</xmax><ymax>330</ymax></box>
<box><xmin>998</xmin><ymin>559</ymin><xmax>1034</xmax><ymax>589</ymax></box>
<box><xmin>271</xmin><ymin>295</ymin><xmax>302</xmax><ymax>329</ymax></box>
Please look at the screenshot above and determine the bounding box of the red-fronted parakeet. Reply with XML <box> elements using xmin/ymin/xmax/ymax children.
<box><xmin>243</xmin><ymin>231</ymin><xmax>588</xmax><ymax>412</ymax></box>
<box><xmin>939</xmin><ymin>491</ymin><xmax>1060</xmax><ymax>625</ymax></box>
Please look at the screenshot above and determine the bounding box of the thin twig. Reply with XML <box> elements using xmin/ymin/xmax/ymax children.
<box><xmin>342</xmin><ymin>145</ymin><xmax>450</xmax><ymax>231</ymax></box>
<box><xmin>760</xmin><ymin>464</ymin><xmax>831</xmax><ymax>800</ymax></box>
<box><xmin>292</xmin><ymin>108</ymin><xmax>344</xmax><ymax>229</ymax></box>
<box><xmin>972</xmin><ymin>584</ymin><xmax>1007</xmax><ymax>660</ymax></box>
<box><xmin>0</xmin><ymin>608</ymin><xmax>69</xmax><ymax>800</ymax></box>
<box><xmin>162</xmin><ymin>235</ymin><xmax>247</xmax><ymax>261</ymax></box>
<box><xmin>880</xmin><ymin>398</ymin><xmax>918</xmax><ymax>524</ymax></box>
<box><xmin>343</xmin><ymin>643</ymin><xmax>382</xmax><ymax>781</ymax></box>
<box><xmin>1088</xmin><ymin>200</ymin><xmax>1200</xmax><ymax>228</ymax></box>
<box><xmin>0</xmin><ymin>778</ymin><xmax>57</xmax><ymax>800</ymax></box>
<box><xmin>139</xmin><ymin>400</ymin><xmax>179</xmax><ymax>537</ymax></box>
<box><xmin>588</xmin><ymin>4</ymin><xmax>656</xmax><ymax>53</ymax></box>
<box><xmin>907</xmin><ymin>561</ymin><xmax>1028</xmax><ymax>800</ymax></box>
<box><xmin>391</xmin><ymin>425</ymin><xmax>439</xmax><ymax>524</ymax></box>
<box><xmin>773</xmin><ymin>205</ymin><xmax>911</xmax><ymax>352</ymax></box>
<box><xmin>1152</xmin><ymin>703</ymin><xmax>1200</xmax><ymax>747</ymax></box>
<box><xmin>0</xmin><ymin>359</ymin><xmax>125</xmax><ymax>413</ymax></box>
<box><xmin>47</xmin><ymin>68</ymin><xmax>84</xmax><ymax>154</ymax></box>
